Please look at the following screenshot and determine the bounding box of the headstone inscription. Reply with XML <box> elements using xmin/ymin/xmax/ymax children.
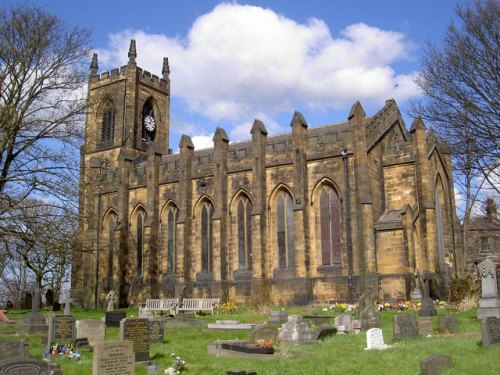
<box><xmin>92</xmin><ymin>341</ymin><xmax>134</xmax><ymax>375</ymax></box>
<box><xmin>477</xmin><ymin>258</ymin><xmax>500</xmax><ymax>320</ymax></box>
<box><xmin>120</xmin><ymin>318</ymin><xmax>150</xmax><ymax>362</ymax></box>
<box><xmin>251</xmin><ymin>326</ymin><xmax>278</xmax><ymax>347</ymax></box>
<box><xmin>48</xmin><ymin>315</ymin><xmax>75</xmax><ymax>349</ymax></box>
<box><xmin>148</xmin><ymin>319</ymin><xmax>164</xmax><ymax>343</ymax></box>
<box><xmin>481</xmin><ymin>316</ymin><xmax>500</xmax><ymax>347</ymax></box>
<box><xmin>393</xmin><ymin>313</ymin><xmax>419</xmax><ymax>341</ymax></box>
<box><xmin>420</xmin><ymin>355</ymin><xmax>452</xmax><ymax>375</ymax></box>
<box><xmin>0</xmin><ymin>339</ymin><xmax>28</xmax><ymax>361</ymax></box>
<box><xmin>105</xmin><ymin>311</ymin><xmax>126</xmax><ymax>327</ymax></box>
<box><xmin>0</xmin><ymin>357</ymin><xmax>62</xmax><ymax>375</ymax></box>
<box><xmin>76</xmin><ymin>319</ymin><xmax>105</xmax><ymax>345</ymax></box>
<box><xmin>437</xmin><ymin>316</ymin><xmax>459</xmax><ymax>333</ymax></box>
<box><xmin>364</xmin><ymin>328</ymin><xmax>390</xmax><ymax>350</ymax></box>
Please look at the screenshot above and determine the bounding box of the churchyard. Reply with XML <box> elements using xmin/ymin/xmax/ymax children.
<box><xmin>0</xmin><ymin>300</ymin><xmax>499</xmax><ymax>374</ymax></box>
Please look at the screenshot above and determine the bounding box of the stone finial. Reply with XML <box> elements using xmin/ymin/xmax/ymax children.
<box><xmin>250</xmin><ymin>119</ymin><xmax>268</xmax><ymax>136</ymax></box>
<box><xmin>348</xmin><ymin>101</ymin><xmax>366</xmax><ymax>120</ymax></box>
<box><xmin>162</xmin><ymin>57</ymin><xmax>170</xmax><ymax>80</ymax></box>
<box><xmin>90</xmin><ymin>53</ymin><xmax>98</xmax><ymax>76</ymax></box>
<box><xmin>409</xmin><ymin>117</ymin><xmax>426</xmax><ymax>133</ymax></box>
<box><xmin>290</xmin><ymin>111</ymin><xmax>308</xmax><ymax>129</ymax></box>
<box><xmin>213</xmin><ymin>127</ymin><xmax>229</xmax><ymax>143</ymax></box>
<box><xmin>179</xmin><ymin>134</ymin><xmax>194</xmax><ymax>150</ymax></box>
<box><xmin>128</xmin><ymin>39</ymin><xmax>137</xmax><ymax>64</ymax></box>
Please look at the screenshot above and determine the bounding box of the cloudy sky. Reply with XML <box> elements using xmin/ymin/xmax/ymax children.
<box><xmin>9</xmin><ymin>0</ymin><xmax>459</xmax><ymax>150</ymax></box>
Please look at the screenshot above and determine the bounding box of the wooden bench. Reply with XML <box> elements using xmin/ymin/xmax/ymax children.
<box><xmin>176</xmin><ymin>298</ymin><xmax>220</xmax><ymax>315</ymax></box>
<box><xmin>138</xmin><ymin>298</ymin><xmax>179</xmax><ymax>317</ymax></box>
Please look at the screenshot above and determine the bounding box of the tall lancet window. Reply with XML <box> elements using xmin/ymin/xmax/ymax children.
<box><xmin>277</xmin><ymin>191</ymin><xmax>295</xmax><ymax>269</ymax></box>
<box><xmin>320</xmin><ymin>186</ymin><xmax>341</xmax><ymax>265</ymax></box>
<box><xmin>237</xmin><ymin>196</ymin><xmax>253</xmax><ymax>270</ymax></box>
<box><xmin>166</xmin><ymin>206</ymin><xmax>178</xmax><ymax>274</ymax></box>
<box><xmin>201</xmin><ymin>202</ymin><xmax>214</xmax><ymax>272</ymax></box>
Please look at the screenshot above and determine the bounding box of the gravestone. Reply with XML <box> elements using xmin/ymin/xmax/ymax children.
<box><xmin>418</xmin><ymin>317</ymin><xmax>433</xmax><ymax>336</ymax></box>
<box><xmin>92</xmin><ymin>341</ymin><xmax>134</xmax><ymax>375</ymax></box>
<box><xmin>420</xmin><ymin>355</ymin><xmax>452</xmax><ymax>375</ymax></box>
<box><xmin>393</xmin><ymin>313</ymin><xmax>419</xmax><ymax>341</ymax></box>
<box><xmin>267</xmin><ymin>310</ymin><xmax>288</xmax><ymax>323</ymax></box>
<box><xmin>0</xmin><ymin>340</ymin><xmax>28</xmax><ymax>361</ymax></box>
<box><xmin>418</xmin><ymin>276</ymin><xmax>437</xmax><ymax>317</ymax></box>
<box><xmin>62</xmin><ymin>293</ymin><xmax>73</xmax><ymax>316</ymax></box>
<box><xmin>251</xmin><ymin>325</ymin><xmax>278</xmax><ymax>346</ymax></box>
<box><xmin>481</xmin><ymin>316</ymin><xmax>500</xmax><ymax>347</ymax></box>
<box><xmin>437</xmin><ymin>316</ymin><xmax>459</xmax><ymax>333</ymax></box>
<box><xmin>278</xmin><ymin>315</ymin><xmax>316</xmax><ymax>344</ymax></box>
<box><xmin>19</xmin><ymin>286</ymin><xmax>48</xmax><ymax>333</ymax></box>
<box><xmin>148</xmin><ymin>319</ymin><xmax>164</xmax><ymax>343</ymax></box>
<box><xmin>0</xmin><ymin>358</ymin><xmax>62</xmax><ymax>375</ymax></box>
<box><xmin>335</xmin><ymin>314</ymin><xmax>353</xmax><ymax>332</ymax></box>
<box><xmin>48</xmin><ymin>315</ymin><xmax>75</xmax><ymax>349</ymax></box>
<box><xmin>76</xmin><ymin>319</ymin><xmax>105</xmax><ymax>345</ymax></box>
<box><xmin>221</xmin><ymin>342</ymin><xmax>274</xmax><ymax>355</ymax></box>
<box><xmin>411</xmin><ymin>268</ymin><xmax>423</xmax><ymax>300</ymax></box>
<box><xmin>358</xmin><ymin>292</ymin><xmax>381</xmax><ymax>329</ymax></box>
<box><xmin>364</xmin><ymin>328</ymin><xmax>390</xmax><ymax>350</ymax></box>
<box><xmin>106</xmin><ymin>290</ymin><xmax>117</xmax><ymax>312</ymax></box>
<box><xmin>120</xmin><ymin>318</ymin><xmax>150</xmax><ymax>362</ymax></box>
<box><xmin>105</xmin><ymin>311</ymin><xmax>126</xmax><ymax>327</ymax></box>
<box><xmin>477</xmin><ymin>258</ymin><xmax>500</xmax><ymax>320</ymax></box>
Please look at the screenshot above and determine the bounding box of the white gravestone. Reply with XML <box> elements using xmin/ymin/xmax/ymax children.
<box><xmin>477</xmin><ymin>258</ymin><xmax>500</xmax><ymax>319</ymax></box>
<box><xmin>364</xmin><ymin>328</ymin><xmax>391</xmax><ymax>350</ymax></box>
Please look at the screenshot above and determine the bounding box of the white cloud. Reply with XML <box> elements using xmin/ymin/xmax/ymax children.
<box><xmin>96</xmin><ymin>3</ymin><xmax>420</xmax><ymax>140</ymax></box>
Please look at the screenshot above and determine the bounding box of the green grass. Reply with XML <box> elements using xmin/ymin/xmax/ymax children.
<box><xmin>1</xmin><ymin>307</ymin><xmax>499</xmax><ymax>374</ymax></box>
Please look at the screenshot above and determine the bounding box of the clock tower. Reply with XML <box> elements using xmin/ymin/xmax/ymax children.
<box><xmin>73</xmin><ymin>40</ymin><xmax>170</xmax><ymax>306</ymax></box>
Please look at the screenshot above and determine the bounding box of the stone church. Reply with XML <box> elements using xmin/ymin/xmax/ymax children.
<box><xmin>72</xmin><ymin>40</ymin><xmax>463</xmax><ymax>308</ymax></box>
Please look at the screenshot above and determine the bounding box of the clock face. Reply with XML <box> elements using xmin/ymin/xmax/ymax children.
<box><xmin>144</xmin><ymin>115</ymin><xmax>156</xmax><ymax>132</ymax></box>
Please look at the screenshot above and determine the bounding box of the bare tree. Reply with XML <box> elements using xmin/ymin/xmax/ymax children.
<box><xmin>410</xmin><ymin>0</ymin><xmax>500</xmax><ymax>255</ymax></box>
<box><xmin>0</xmin><ymin>5</ymin><xmax>91</xmax><ymax>234</ymax></box>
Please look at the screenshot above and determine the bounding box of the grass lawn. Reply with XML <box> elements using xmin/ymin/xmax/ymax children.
<box><xmin>1</xmin><ymin>306</ymin><xmax>499</xmax><ymax>374</ymax></box>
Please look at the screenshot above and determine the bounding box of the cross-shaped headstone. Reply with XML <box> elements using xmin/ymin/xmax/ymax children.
<box><xmin>63</xmin><ymin>293</ymin><xmax>73</xmax><ymax>316</ymax></box>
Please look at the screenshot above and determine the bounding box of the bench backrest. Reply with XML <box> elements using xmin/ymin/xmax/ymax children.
<box><xmin>145</xmin><ymin>298</ymin><xmax>178</xmax><ymax>309</ymax></box>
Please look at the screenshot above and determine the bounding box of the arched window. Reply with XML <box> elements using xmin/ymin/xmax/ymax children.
<box><xmin>435</xmin><ymin>185</ymin><xmax>445</xmax><ymax>263</ymax></box>
<box><xmin>277</xmin><ymin>191</ymin><xmax>295</xmax><ymax>269</ymax></box>
<box><xmin>320</xmin><ymin>186</ymin><xmax>341</xmax><ymax>265</ymax></box>
<box><xmin>201</xmin><ymin>202</ymin><xmax>214</xmax><ymax>272</ymax></box>
<box><xmin>136</xmin><ymin>210</ymin><xmax>145</xmax><ymax>276</ymax></box>
<box><xmin>166</xmin><ymin>205</ymin><xmax>178</xmax><ymax>274</ymax></box>
<box><xmin>107</xmin><ymin>214</ymin><xmax>116</xmax><ymax>280</ymax></box>
<box><xmin>100</xmin><ymin>100</ymin><xmax>115</xmax><ymax>143</ymax></box>
<box><xmin>237</xmin><ymin>196</ymin><xmax>253</xmax><ymax>270</ymax></box>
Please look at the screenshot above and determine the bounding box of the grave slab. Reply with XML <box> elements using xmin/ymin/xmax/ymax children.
<box><xmin>148</xmin><ymin>319</ymin><xmax>164</xmax><ymax>343</ymax></box>
<box><xmin>105</xmin><ymin>311</ymin><xmax>126</xmax><ymax>327</ymax></box>
<box><xmin>420</xmin><ymin>355</ymin><xmax>452</xmax><ymax>375</ymax></box>
<box><xmin>47</xmin><ymin>315</ymin><xmax>75</xmax><ymax>350</ymax></box>
<box><xmin>0</xmin><ymin>340</ymin><xmax>28</xmax><ymax>361</ymax></box>
<box><xmin>120</xmin><ymin>318</ymin><xmax>150</xmax><ymax>362</ymax></box>
<box><xmin>393</xmin><ymin>313</ymin><xmax>419</xmax><ymax>341</ymax></box>
<box><xmin>76</xmin><ymin>319</ymin><xmax>105</xmax><ymax>345</ymax></box>
<box><xmin>437</xmin><ymin>316</ymin><xmax>459</xmax><ymax>333</ymax></box>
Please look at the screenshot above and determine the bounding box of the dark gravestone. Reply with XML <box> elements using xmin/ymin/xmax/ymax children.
<box><xmin>437</xmin><ymin>316</ymin><xmax>459</xmax><ymax>333</ymax></box>
<box><xmin>52</xmin><ymin>301</ymin><xmax>61</xmax><ymax>311</ymax></box>
<box><xmin>23</xmin><ymin>292</ymin><xmax>32</xmax><ymax>310</ymax></box>
<box><xmin>48</xmin><ymin>315</ymin><xmax>75</xmax><ymax>349</ymax></box>
<box><xmin>221</xmin><ymin>342</ymin><xmax>274</xmax><ymax>355</ymax></box>
<box><xmin>120</xmin><ymin>318</ymin><xmax>150</xmax><ymax>362</ymax></box>
<box><xmin>315</xmin><ymin>326</ymin><xmax>337</xmax><ymax>341</ymax></box>
<box><xmin>251</xmin><ymin>326</ymin><xmax>278</xmax><ymax>346</ymax></box>
<box><xmin>481</xmin><ymin>316</ymin><xmax>500</xmax><ymax>347</ymax></box>
<box><xmin>106</xmin><ymin>311</ymin><xmax>126</xmax><ymax>327</ymax></box>
<box><xmin>393</xmin><ymin>313</ymin><xmax>419</xmax><ymax>341</ymax></box>
<box><xmin>45</xmin><ymin>289</ymin><xmax>54</xmax><ymax>307</ymax></box>
<box><xmin>420</xmin><ymin>355</ymin><xmax>452</xmax><ymax>375</ymax></box>
<box><xmin>148</xmin><ymin>319</ymin><xmax>164</xmax><ymax>343</ymax></box>
<box><xmin>418</xmin><ymin>277</ymin><xmax>437</xmax><ymax>317</ymax></box>
<box><xmin>0</xmin><ymin>340</ymin><xmax>28</xmax><ymax>361</ymax></box>
<box><xmin>0</xmin><ymin>357</ymin><xmax>62</xmax><ymax>375</ymax></box>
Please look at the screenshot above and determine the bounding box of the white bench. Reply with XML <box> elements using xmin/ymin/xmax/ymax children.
<box><xmin>138</xmin><ymin>298</ymin><xmax>179</xmax><ymax>317</ymax></box>
<box><xmin>176</xmin><ymin>298</ymin><xmax>220</xmax><ymax>315</ymax></box>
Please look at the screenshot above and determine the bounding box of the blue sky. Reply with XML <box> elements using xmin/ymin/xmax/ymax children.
<box><xmin>8</xmin><ymin>0</ymin><xmax>460</xmax><ymax>150</ymax></box>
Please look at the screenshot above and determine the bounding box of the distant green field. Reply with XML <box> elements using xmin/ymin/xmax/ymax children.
<box><xmin>1</xmin><ymin>306</ymin><xmax>498</xmax><ymax>374</ymax></box>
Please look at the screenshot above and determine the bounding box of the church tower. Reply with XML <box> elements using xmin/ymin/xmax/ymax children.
<box><xmin>72</xmin><ymin>40</ymin><xmax>170</xmax><ymax>307</ymax></box>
